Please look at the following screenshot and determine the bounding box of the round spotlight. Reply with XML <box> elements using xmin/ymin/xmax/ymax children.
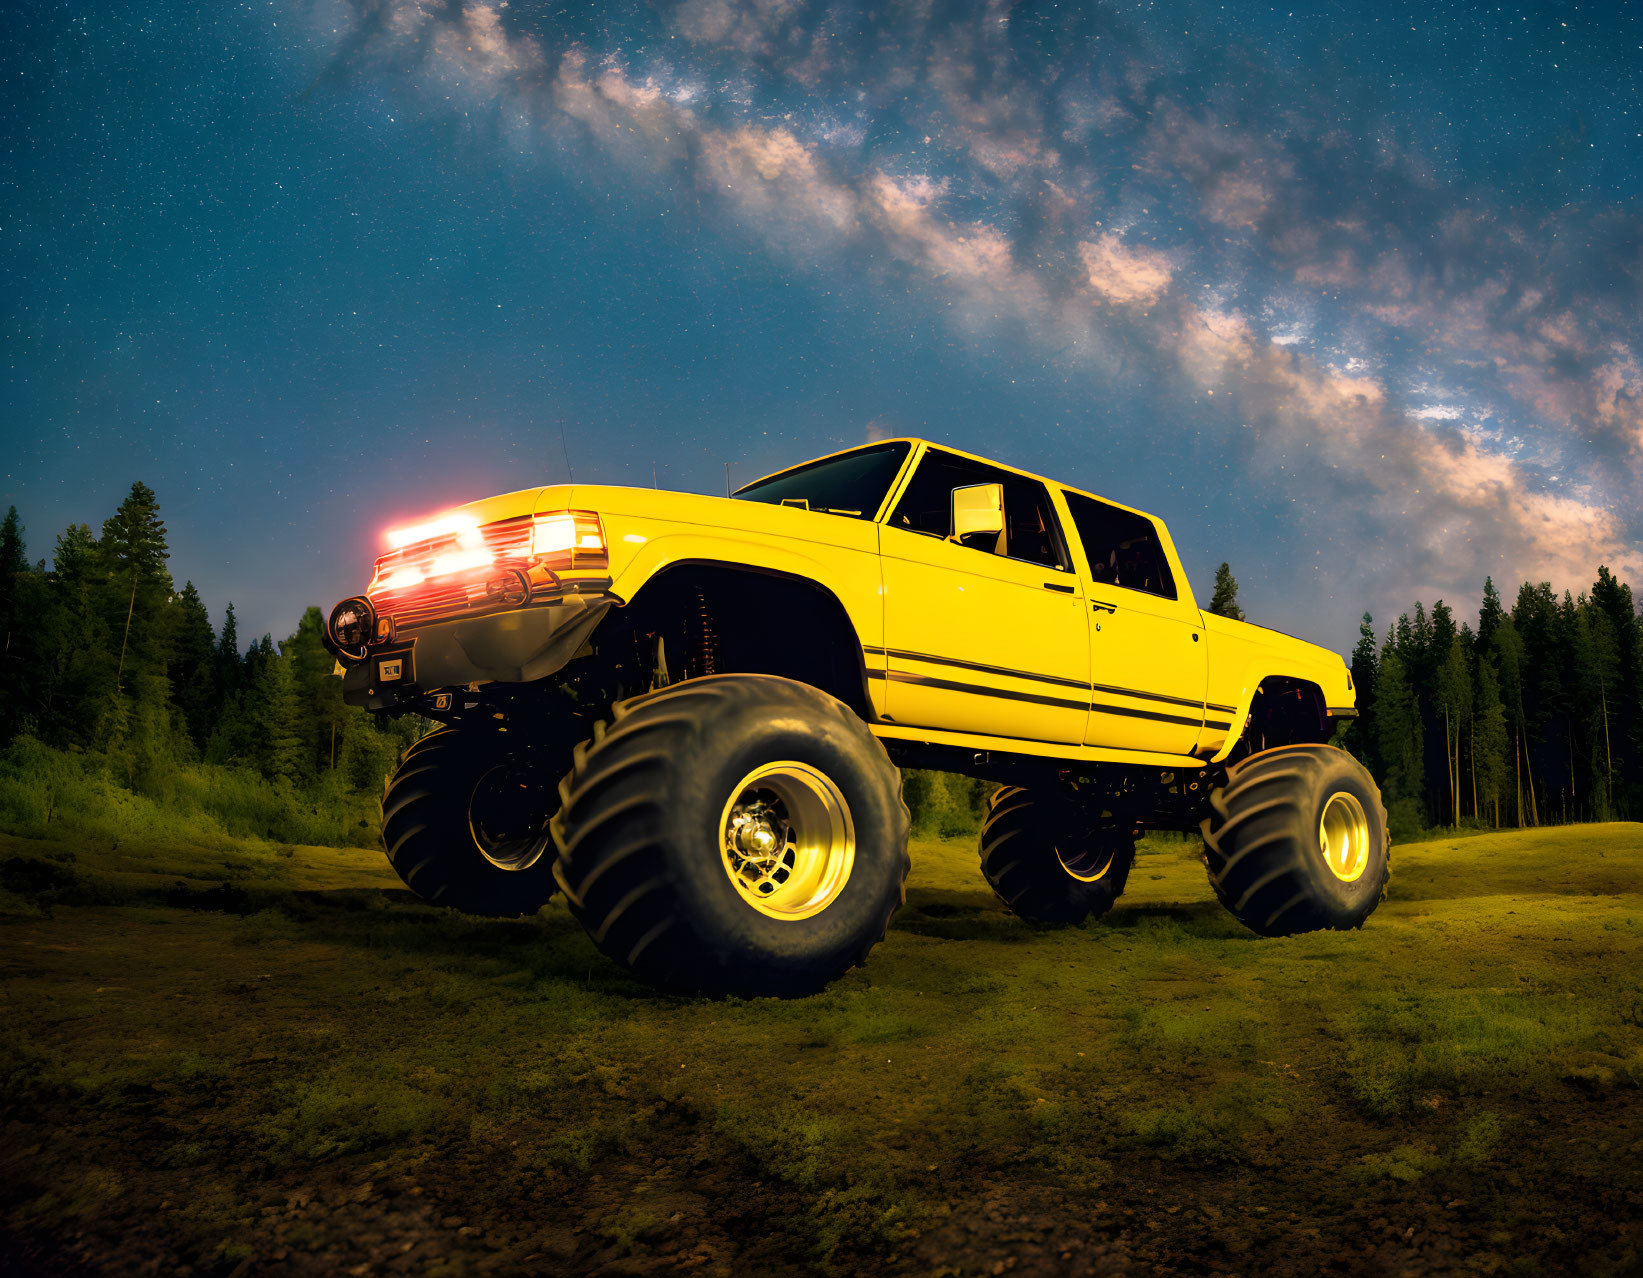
<box><xmin>489</xmin><ymin>567</ymin><xmax>531</xmax><ymax>608</ymax></box>
<box><xmin>328</xmin><ymin>596</ymin><xmax>376</xmax><ymax>660</ymax></box>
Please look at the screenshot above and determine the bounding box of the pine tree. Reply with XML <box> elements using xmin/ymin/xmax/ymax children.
<box><xmin>1474</xmin><ymin>659</ymin><xmax>1509</xmax><ymax>827</ymax></box>
<box><xmin>52</xmin><ymin>523</ymin><xmax>98</xmax><ymax>584</ymax></box>
<box><xmin>1557</xmin><ymin>590</ymin><xmax>1582</xmax><ymax>820</ymax></box>
<box><xmin>204</xmin><ymin>613</ymin><xmax>261</xmax><ymax>766</ymax></box>
<box><xmin>1590</xmin><ymin>566</ymin><xmax>1640</xmax><ymax>818</ymax></box>
<box><xmin>1208</xmin><ymin>563</ymin><xmax>1244</xmax><ymax>620</ymax></box>
<box><xmin>88</xmin><ymin>485</ymin><xmax>177</xmax><ymax>754</ymax></box>
<box><xmin>1580</xmin><ymin>602</ymin><xmax>1620</xmax><ymax>819</ymax></box>
<box><xmin>283</xmin><ymin>607</ymin><xmax>346</xmax><ymax>778</ymax></box>
<box><xmin>1492</xmin><ymin>615</ymin><xmax>1532</xmax><ymax>826</ymax></box>
<box><xmin>1345</xmin><ymin>613</ymin><xmax>1378</xmax><ymax>769</ymax></box>
<box><xmin>1430</xmin><ymin>600</ymin><xmax>1456</xmax><ymax>668</ymax></box>
<box><xmin>253</xmin><ymin>648</ymin><xmax>304</xmax><ymax>785</ymax></box>
<box><xmin>217</xmin><ymin>603</ymin><xmax>242</xmax><ymax>695</ymax></box>
<box><xmin>1408</xmin><ymin>600</ymin><xmax>1445</xmax><ymax>823</ymax></box>
<box><xmin>38</xmin><ymin>523</ymin><xmax>107</xmax><ymax>746</ymax></box>
<box><xmin>0</xmin><ymin>506</ymin><xmax>25</xmax><ymax>593</ymax></box>
<box><xmin>1513</xmin><ymin>582</ymin><xmax>1562</xmax><ymax>825</ymax></box>
<box><xmin>1410</xmin><ymin>602</ymin><xmax>1433</xmax><ymax>669</ymax></box>
<box><xmin>167</xmin><ymin>582</ymin><xmax>218</xmax><ymax>751</ymax></box>
<box><xmin>1375</xmin><ymin>646</ymin><xmax>1424</xmax><ymax>812</ymax></box>
<box><xmin>99</xmin><ymin>482</ymin><xmax>173</xmax><ymax>695</ymax></box>
<box><xmin>99</xmin><ymin>483</ymin><xmax>170</xmax><ymax>583</ymax></box>
<box><xmin>0</xmin><ymin>508</ymin><xmax>28</xmax><ymax>735</ymax></box>
<box><xmin>1477</xmin><ymin>576</ymin><xmax>1504</xmax><ymax>655</ymax></box>
<box><xmin>1436</xmin><ymin>643</ymin><xmax>1472</xmax><ymax>825</ymax></box>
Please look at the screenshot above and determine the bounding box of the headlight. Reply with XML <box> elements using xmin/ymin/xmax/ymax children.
<box><xmin>531</xmin><ymin>510</ymin><xmax>607</xmax><ymax>570</ymax></box>
<box><xmin>328</xmin><ymin>595</ymin><xmax>375</xmax><ymax>659</ymax></box>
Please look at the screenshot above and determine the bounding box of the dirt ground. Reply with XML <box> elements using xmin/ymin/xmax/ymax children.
<box><xmin>3</xmin><ymin>823</ymin><xmax>1641</xmax><ymax>1276</ymax></box>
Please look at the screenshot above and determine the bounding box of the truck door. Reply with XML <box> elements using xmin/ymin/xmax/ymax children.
<box><xmin>878</xmin><ymin>449</ymin><xmax>1089</xmax><ymax>745</ymax></box>
<box><xmin>1059</xmin><ymin>489</ymin><xmax>1209</xmax><ymax>755</ymax></box>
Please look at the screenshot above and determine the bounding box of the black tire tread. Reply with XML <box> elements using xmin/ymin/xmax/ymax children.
<box><xmin>550</xmin><ymin>675</ymin><xmax>911</xmax><ymax>997</ymax></box>
<box><xmin>978</xmin><ymin>785</ymin><xmax>1135</xmax><ymax>927</ymax></box>
<box><xmin>378</xmin><ymin>727</ymin><xmax>569</xmax><ymax>918</ymax></box>
<box><xmin>1201</xmin><ymin>744</ymin><xmax>1390</xmax><ymax>937</ymax></box>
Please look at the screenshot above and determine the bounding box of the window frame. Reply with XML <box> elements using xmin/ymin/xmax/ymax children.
<box><xmin>1059</xmin><ymin>487</ymin><xmax>1179</xmax><ymax>602</ymax></box>
<box><xmin>733</xmin><ymin>441</ymin><xmax>915</xmax><ymax>523</ymax></box>
<box><xmin>883</xmin><ymin>446</ymin><xmax>1074</xmax><ymax>573</ymax></box>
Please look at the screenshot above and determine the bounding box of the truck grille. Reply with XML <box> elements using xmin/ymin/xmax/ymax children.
<box><xmin>367</xmin><ymin>516</ymin><xmax>535</xmax><ymax>632</ymax></box>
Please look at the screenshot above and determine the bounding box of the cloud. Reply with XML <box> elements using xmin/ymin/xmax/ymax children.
<box><xmin>864</xmin><ymin>415</ymin><xmax>895</xmax><ymax>442</ymax></box>
<box><xmin>1166</xmin><ymin>301</ymin><xmax>1640</xmax><ymax>591</ymax></box>
<box><xmin>1141</xmin><ymin>104</ymin><xmax>1287</xmax><ymax>231</ymax></box>
<box><xmin>1591</xmin><ymin>350</ymin><xmax>1643</xmax><ymax>454</ymax></box>
<box><xmin>1078</xmin><ymin>233</ymin><xmax>1175</xmax><ymax>307</ymax></box>
<box><xmin>670</xmin><ymin>0</ymin><xmax>803</xmax><ymax>58</ymax></box>
<box><xmin>436</xmin><ymin>3</ymin><xmax>544</xmax><ymax>83</ymax></box>
<box><xmin>700</xmin><ymin>124</ymin><xmax>861</xmax><ymax>247</ymax></box>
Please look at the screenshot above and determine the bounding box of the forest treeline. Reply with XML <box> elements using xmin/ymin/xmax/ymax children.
<box><xmin>0</xmin><ymin>486</ymin><xmax>1638</xmax><ymax>852</ymax></box>
<box><xmin>1205</xmin><ymin>562</ymin><xmax>1642</xmax><ymax>837</ymax></box>
<box><xmin>0</xmin><ymin>485</ymin><xmax>417</xmax><ymax>848</ymax></box>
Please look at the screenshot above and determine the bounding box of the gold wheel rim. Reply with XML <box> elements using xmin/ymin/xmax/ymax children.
<box><xmin>719</xmin><ymin>762</ymin><xmax>856</xmax><ymax>921</ymax></box>
<box><xmin>1055</xmin><ymin>844</ymin><xmax>1115</xmax><ymax>883</ymax></box>
<box><xmin>1318</xmin><ymin>791</ymin><xmax>1370</xmax><ymax>882</ymax></box>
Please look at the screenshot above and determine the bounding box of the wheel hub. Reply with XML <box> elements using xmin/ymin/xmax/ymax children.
<box><xmin>719</xmin><ymin>762</ymin><xmax>855</xmax><ymax>921</ymax></box>
<box><xmin>469</xmin><ymin>763</ymin><xmax>552</xmax><ymax>872</ymax></box>
<box><xmin>730</xmin><ymin>801</ymin><xmax>786</xmax><ymax>858</ymax></box>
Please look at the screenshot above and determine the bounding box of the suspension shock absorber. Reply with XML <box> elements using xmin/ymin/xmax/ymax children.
<box><xmin>689</xmin><ymin>587</ymin><xmax>719</xmax><ymax>677</ymax></box>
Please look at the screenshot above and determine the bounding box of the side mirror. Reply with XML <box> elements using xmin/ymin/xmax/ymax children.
<box><xmin>950</xmin><ymin>483</ymin><xmax>1005</xmax><ymax>552</ymax></box>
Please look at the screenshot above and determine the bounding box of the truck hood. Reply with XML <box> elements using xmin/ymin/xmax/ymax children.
<box><xmin>1200</xmin><ymin>610</ymin><xmax>1335</xmax><ymax>659</ymax></box>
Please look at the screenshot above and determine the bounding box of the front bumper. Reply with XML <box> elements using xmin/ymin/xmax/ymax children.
<box><xmin>339</xmin><ymin>588</ymin><xmax>619</xmax><ymax>711</ymax></box>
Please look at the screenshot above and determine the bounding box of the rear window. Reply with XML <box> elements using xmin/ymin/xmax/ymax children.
<box><xmin>734</xmin><ymin>442</ymin><xmax>911</xmax><ymax>519</ymax></box>
<box><xmin>1062</xmin><ymin>490</ymin><xmax>1176</xmax><ymax>599</ymax></box>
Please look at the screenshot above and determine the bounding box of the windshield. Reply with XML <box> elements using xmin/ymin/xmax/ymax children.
<box><xmin>733</xmin><ymin>442</ymin><xmax>911</xmax><ymax>519</ymax></box>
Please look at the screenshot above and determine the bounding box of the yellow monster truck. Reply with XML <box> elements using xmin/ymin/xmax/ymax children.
<box><xmin>323</xmin><ymin>439</ymin><xmax>1386</xmax><ymax>997</ymax></box>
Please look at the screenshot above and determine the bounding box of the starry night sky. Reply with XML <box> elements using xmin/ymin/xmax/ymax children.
<box><xmin>6</xmin><ymin>1</ymin><xmax>1643</xmax><ymax>652</ymax></box>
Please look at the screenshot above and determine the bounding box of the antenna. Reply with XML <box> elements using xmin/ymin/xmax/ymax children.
<box><xmin>558</xmin><ymin>422</ymin><xmax>574</xmax><ymax>483</ymax></box>
<box><xmin>724</xmin><ymin>462</ymin><xmax>730</xmax><ymax>498</ymax></box>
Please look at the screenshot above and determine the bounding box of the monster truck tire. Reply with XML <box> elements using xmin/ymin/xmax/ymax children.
<box><xmin>979</xmin><ymin>786</ymin><xmax>1137</xmax><ymax>926</ymax></box>
<box><xmin>549</xmin><ymin>674</ymin><xmax>910</xmax><ymax>999</ymax></box>
<box><xmin>1201</xmin><ymin>744</ymin><xmax>1389</xmax><ymax>937</ymax></box>
<box><xmin>380</xmin><ymin>726</ymin><xmax>578</xmax><ymax>917</ymax></box>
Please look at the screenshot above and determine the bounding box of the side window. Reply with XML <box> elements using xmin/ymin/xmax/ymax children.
<box><xmin>1062</xmin><ymin>490</ymin><xmax>1177</xmax><ymax>600</ymax></box>
<box><xmin>889</xmin><ymin>450</ymin><xmax>1068</xmax><ymax>570</ymax></box>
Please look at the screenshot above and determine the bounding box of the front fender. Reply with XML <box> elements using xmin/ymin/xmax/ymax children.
<box><xmin>1206</xmin><ymin>665</ymin><xmax>1342</xmax><ymax>764</ymax></box>
<box><xmin>1199</xmin><ymin>612</ymin><xmax>1352</xmax><ymax>762</ymax></box>
<box><xmin>604</xmin><ymin>523</ymin><xmax>884</xmax><ymax>650</ymax></box>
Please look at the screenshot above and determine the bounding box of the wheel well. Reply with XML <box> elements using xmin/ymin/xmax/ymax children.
<box><xmin>612</xmin><ymin>562</ymin><xmax>870</xmax><ymax>717</ymax></box>
<box><xmin>1232</xmin><ymin>677</ymin><xmax>1329</xmax><ymax>760</ymax></box>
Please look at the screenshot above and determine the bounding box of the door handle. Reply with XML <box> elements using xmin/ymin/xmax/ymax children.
<box><xmin>1091</xmin><ymin>601</ymin><xmax>1118</xmax><ymax>614</ymax></box>
<box><xmin>1043</xmin><ymin>581</ymin><xmax>1075</xmax><ymax>594</ymax></box>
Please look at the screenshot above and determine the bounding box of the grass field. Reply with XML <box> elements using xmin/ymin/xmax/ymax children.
<box><xmin>2</xmin><ymin>821</ymin><xmax>1641</xmax><ymax>1276</ymax></box>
